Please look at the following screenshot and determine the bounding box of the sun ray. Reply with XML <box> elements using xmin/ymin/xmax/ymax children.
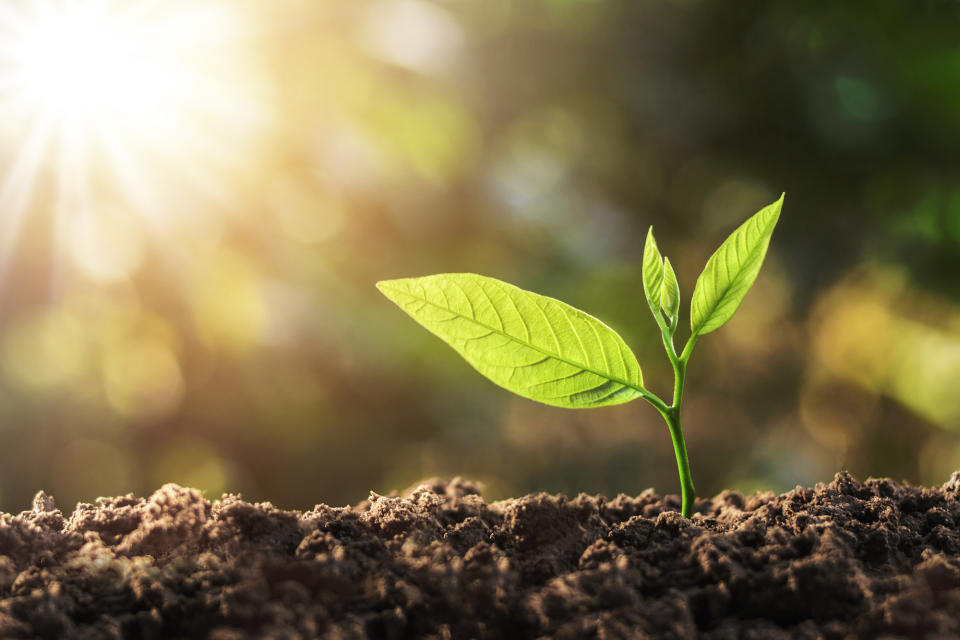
<box><xmin>0</xmin><ymin>112</ymin><xmax>54</xmax><ymax>280</ymax></box>
<box><xmin>0</xmin><ymin>0</ymin><xmax>270</xmax><ymax>288</ymax></box>
<box><xmin>52</xmin><ymin>114</ymin><xmax>93</xmax><ymax>292</ymax></box>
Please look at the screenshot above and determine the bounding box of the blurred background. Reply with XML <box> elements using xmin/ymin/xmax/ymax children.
<box><xmin>0</xmin><ymin>0</ymin><xmax>958</xmax><ymax>512</ymax></box>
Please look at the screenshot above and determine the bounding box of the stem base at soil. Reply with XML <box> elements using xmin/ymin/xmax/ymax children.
<box><xmin>665</xmin><ymin>408</ymin><xmax>695</xmax><ymax>518</ymax></box>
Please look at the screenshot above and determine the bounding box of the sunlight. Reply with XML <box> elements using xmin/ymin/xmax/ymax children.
<box><xmin>9</xmin><ymin>4</ymin><xmax>178</xmax><ymax>128</ymax></box>
<box><xmin>0</xmin><ymin>0</ymin><xmax>270</xmax><ymax>282</ymax></box>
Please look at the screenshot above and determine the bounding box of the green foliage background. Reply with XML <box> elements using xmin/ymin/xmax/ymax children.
<box><xmin>1</xmin><ymin>0</ymin><xmax>959</xmax><ymax>510</ymax></box>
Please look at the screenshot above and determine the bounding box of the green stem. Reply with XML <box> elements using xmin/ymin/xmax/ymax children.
<box><xmin>642</xmin><ymin>317</ymin><xmax>700</xmax><ymax>517</ymax></box>
<box><xmin>637</xmin><ymin>387</ymin><xmax>670</xmax><ymax>414</ymax></box>
<box><xmin>637</xmin><ymin>336</ymin><xmax>698</xmax><ymax>518</ymax></box>
<box><xmin>679</xmin><ymin>333</ymin><xmax>699</xmax><ymax>364</ymax></box>
<box><xmin>664</xmin><ymin>405</ymin><xmax>695</xmax><ymax>518</ymax></box>
<box><xmin>664</xmin><ymin>330</ymin><xmax>698</xmax><ymax>517</ymax></box>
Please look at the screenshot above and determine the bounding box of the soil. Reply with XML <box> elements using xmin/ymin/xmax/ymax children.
<box><xmin>1</xmin><ymin>472</ymin><xmax>959</xmax><ymax>639</ymax></box>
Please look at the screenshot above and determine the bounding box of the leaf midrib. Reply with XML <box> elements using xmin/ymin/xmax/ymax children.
<box><xmin>381</xmin><ymin>281</ymin><xmax>645</xmax><ymax>396</ymax></box>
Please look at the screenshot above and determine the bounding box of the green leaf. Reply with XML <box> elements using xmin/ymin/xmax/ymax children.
<box><xmin>690</xmin><ymin>194</ymin><xmax>784</xmax><ymax>336</ymax></box>
<box><xmin>642</xmin><ymin>227</ymin><xmax>665</xmax><ymax>325</ymax></box>
<box><xmin>377</xmin><ymin>273</ymin><xmax>644</xmax><ymax>408</ymax></box>
<box><xmin>660</xmin><ymin>257</ymin><xmax>680</xmax><ymax>325</ymax></box>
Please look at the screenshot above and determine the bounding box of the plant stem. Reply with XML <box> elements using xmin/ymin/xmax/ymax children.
<box><xmin>662</xmin><ymin>330</ymin><xmax>697</xmax><ymax>518</ymax></box>
<box><xmin>641</xmin><ymin>327</ymin><xmax>698</xmax><ymax>518</ymax></box>
<box><xmin>664</xmin><ymin>406</ymin><xmax>695</xmax><ymax>518</ymax></box>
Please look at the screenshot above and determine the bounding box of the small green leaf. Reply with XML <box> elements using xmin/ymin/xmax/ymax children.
<box><xmin>660</xmin><ymin>257</ymin><xmax>680</xmax><ymax>325</ymax></box>
<box><xmin>377</xmin><ymin>273</ymin><xmax>644</xmax><ymax>408</ymax></box>
<box><xmin>642</xmin><ymin>227</ymin><xmax>665</xmax><ymax>325</ymax></box>
<box><xmin>690</xmin><ymin>194</ymin><xmax>784</xmax><ymax>336</ymax></box>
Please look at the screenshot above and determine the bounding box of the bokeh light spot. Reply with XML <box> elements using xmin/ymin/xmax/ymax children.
<box><xmin>487</xmin><ymin>108</ymin><xmax>583</xmax><ymax>215</ymax></box>
<box><xmin>360</xmin><ymin>0</ymin><xmax>463</xmax><ymax>74</ymax></box>
<box><xmin>811</xmin><ymin>272</ymin><xmax>960</xmax><ymax>429</ymax></box>
<box><xmin>2</xmin><ymin>308</ymin><xmax>88</xmax><ymax>391</ymax></box>
<box><xmin>192</xmin><ymin>251</ymin><xmax>268</xmax><ymax>353</ymax></box>
<box><xmin>149</xmin><ymin>437</ymin><xmax>232</xmax><ymax>497</ymax></box>
<box><xmin>834</xmin><ymin>74</ymin><xmax>884</xmax><ymax>122</ymax></box>
<box><xmin>103</xmin><ymin>340</ymin><xmax>184</xmax><ymax>420</ymax></box>
<box><xmin>268</xmin><ymin>179</ymin><xmax>346</xmax><ymax>245</ymax></box>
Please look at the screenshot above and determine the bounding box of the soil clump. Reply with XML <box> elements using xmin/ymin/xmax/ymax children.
<box><xmin>1</xmin><ymin>472</ymin><xmax>959</xmax><ymax>639</ymax></box>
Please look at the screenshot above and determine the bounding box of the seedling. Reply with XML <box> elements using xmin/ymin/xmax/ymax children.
<box><xmin>378</xmin><ymin>195</ymin><xmax>784</xmax><ymax>517</ymax></box>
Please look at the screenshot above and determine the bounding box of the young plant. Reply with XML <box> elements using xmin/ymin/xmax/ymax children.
<box><xmin>377</xmin><ymin>195</ymin><xmax>784</xmax><ymax>518</ymax></box>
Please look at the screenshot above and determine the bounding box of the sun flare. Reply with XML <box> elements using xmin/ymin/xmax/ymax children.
<box><xmin>9</xmin><ymin>4</ymin><xmax>176</xmax><ymax>128</ymax></box>
<box><xmin>0</xmin><ymin>0</ymin><xmax>269</xmax><ymax>283</ymax></box>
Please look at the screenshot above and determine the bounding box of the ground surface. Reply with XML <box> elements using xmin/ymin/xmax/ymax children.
<box><xmin>1</xmin><ymin>472</ymin><xmax>959</xmax><ymax>639</ymax></box>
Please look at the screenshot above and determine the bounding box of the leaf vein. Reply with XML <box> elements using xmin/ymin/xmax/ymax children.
<box><xmin>476</xmin><ymin>280</ymin><xmax>504</xmax><ymax>331</ymax></box>
<box><xmin>383</xmin><ymin>284</ymin><xmax>643</xmax><ymax>395</ymax></box>
<box><xmin>558</xmin><ymin>305</ymin><xmax>590</xmax><ymax>367</ymax></box>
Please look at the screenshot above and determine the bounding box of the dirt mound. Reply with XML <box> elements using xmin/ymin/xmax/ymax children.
<box><xmin>1</xmin><ymin>472</ymin><xmax>959</xmax><ymax>639</ymax></box>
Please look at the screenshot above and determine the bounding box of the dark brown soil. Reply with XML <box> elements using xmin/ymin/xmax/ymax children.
<box><xmin>1</xmin><ymin>472</ymin><xmax>959</xmax><ymax>639</ymax></box>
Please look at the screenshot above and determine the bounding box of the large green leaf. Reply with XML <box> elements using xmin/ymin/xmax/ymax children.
<box><xmin>377</xmin><ymin>273</ymin><xmax>644</xmax><ymax>408</ymax></box>
<box><xmin>690</xmin><ymin>194</ymin><xmax>784</xmax><ymax>336</ymax></box>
